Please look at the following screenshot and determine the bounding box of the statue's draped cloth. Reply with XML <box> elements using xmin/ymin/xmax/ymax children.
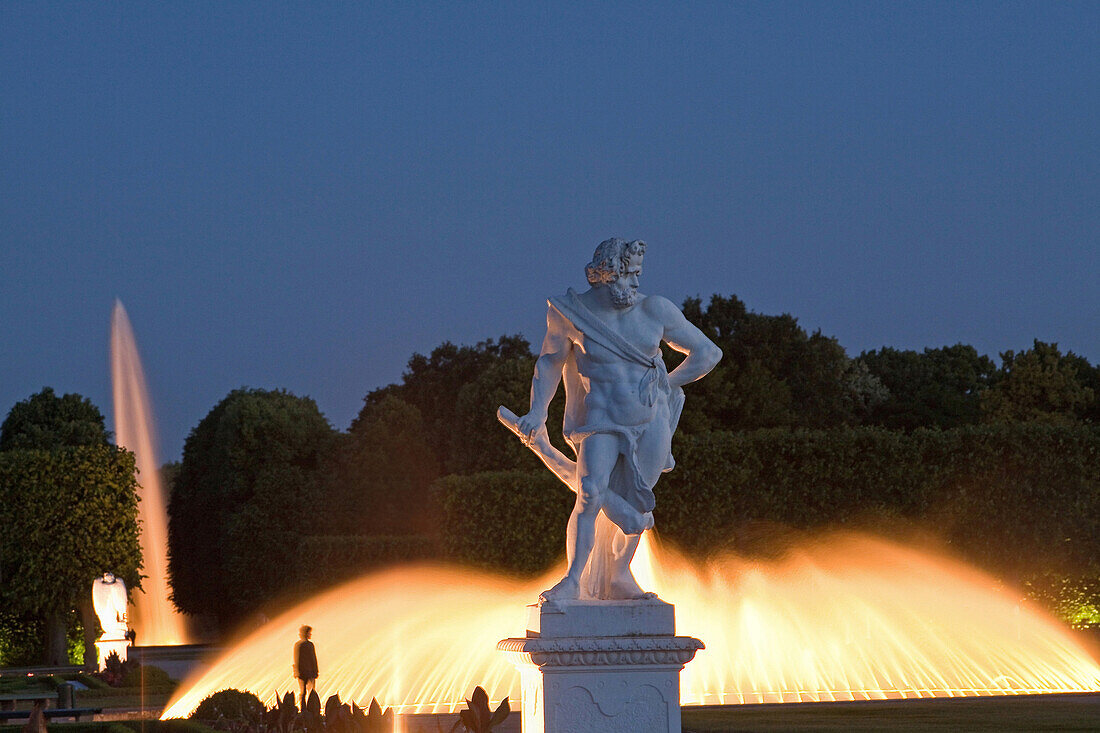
<box><xmin>548</xmin><ymin>289</ymin><xmax>685</xmax><ymax>521</ymax></box>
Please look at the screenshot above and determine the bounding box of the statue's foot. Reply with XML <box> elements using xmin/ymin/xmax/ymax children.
<box><xmin>538</xmin><ymin>577</ymin><xmax>580</xmax><ymax>605</ymax></box>
<box><xmin>607</xmin><ymin>576</ymin><xmax>657</xmax><ymax>601</ymax></box>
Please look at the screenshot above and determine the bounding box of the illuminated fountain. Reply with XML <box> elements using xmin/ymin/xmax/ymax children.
<box><xmin>162</xmin><ymin>239</ymin><xmax>1099</xmax><ymax>724</ymax></box>
<box><xmin>162</xmin><ymin>532</ymin><xmax>1100</xmax><ymax>719</ymax></box>
<box><xmin>110</xmin><ymin>300</ymin><xmax>190</xmax><ymax>646</ymax></box>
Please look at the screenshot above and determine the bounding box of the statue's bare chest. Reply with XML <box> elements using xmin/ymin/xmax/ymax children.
<box><xmin>570</xmin><ymin>307</ymin><xmax>663</xmax><ymax>364</ymax></box>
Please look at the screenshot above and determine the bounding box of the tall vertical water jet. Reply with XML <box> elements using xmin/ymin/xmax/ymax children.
<box><xmin>111</xmin><ymin>300</ymin><xmax>189</xmax><ymax>646</ymax></box>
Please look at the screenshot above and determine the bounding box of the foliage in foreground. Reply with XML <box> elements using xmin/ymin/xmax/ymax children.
<box><xmin>450</xmin><ymin>687</ymin><xmax>509</xmax><ymax>733</ymax></box>
<box><xmin>190</xmin><ymin>689</ymin><xmax>394</xmax><ymax>733</ymax></box>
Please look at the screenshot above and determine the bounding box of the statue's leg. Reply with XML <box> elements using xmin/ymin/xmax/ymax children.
<box><xmin>601</xmin><ymin>491</ymin><xmax>653</xmax><ymax>535</ymax></box>
<box><xmin>606</xmin><ymin>420</ymin><xmax>674</xmax><ymax>599</ymax></box>
<box><xmin>540</xmin><ymin>433</ymin><xmax>619</xmax><ymax>603</ymax></box>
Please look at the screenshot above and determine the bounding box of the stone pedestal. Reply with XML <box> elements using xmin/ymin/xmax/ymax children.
<box><xmin>497</xmin><ymin>599</ymin><xmax>702</xmax><ymax>733</ymax></box>
<box><xmin>95</xmin><ymin>638</ymin><xmax>130</xmax><ymax>670</ymax></box>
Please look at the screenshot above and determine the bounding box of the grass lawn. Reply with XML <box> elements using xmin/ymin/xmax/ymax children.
<box><xmin>681</xmin><ymin>693</ymin><xmax>1100</xmax><ymax>732</ymax></box>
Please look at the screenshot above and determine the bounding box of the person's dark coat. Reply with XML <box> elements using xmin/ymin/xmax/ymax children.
<box><xmin>294</xmin><ymin>640</ymin><xmax>318</xmax><ymax>680</ymax></box>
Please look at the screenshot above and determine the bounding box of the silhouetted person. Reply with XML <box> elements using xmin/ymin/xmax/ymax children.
<box><xmin>292</xmin><ymin>625</ymin><xmax>318</xmax><ymax>710</ymax></box>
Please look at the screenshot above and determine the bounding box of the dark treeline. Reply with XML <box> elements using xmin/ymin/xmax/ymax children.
<box><xmin>6</xmin><ymin>294</ymin><xmax>1096</xmax><ymax>664</ymax></box>
<box><xmin>162</xmin><ymin>294</ymin><xmax>1100</xmax><ymax>632</ymax></box>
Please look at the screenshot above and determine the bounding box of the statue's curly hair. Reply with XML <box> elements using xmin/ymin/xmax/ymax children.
<box><xmin>585</xmin><ymin>238</ymin><xmax>646</xmax><ymax>285</ymax></box>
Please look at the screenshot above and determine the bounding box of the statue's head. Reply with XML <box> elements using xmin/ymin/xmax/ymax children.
<box><xmin>102</xmin><ymin>572</ymin><xmax>116</xmax><ymax>583</ymax></box>
<box><xmin>585</xmin><ymin>238</ymin><xmax>646</xmax><ymax>308</ymax></box>
<box><xmin>300</xmin><ymin>625</ymin><xmax>312</xmax><ymax>640</ymax></box>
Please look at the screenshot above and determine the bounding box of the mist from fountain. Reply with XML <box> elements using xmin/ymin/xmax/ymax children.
<box><xmin>162</xmin><ymin>531</ymin><xmax>1099</xmax><ymax>718</ymax></box>
<box><xmin>111</xmin><ymin>300</ymin><xmax>190</xmax><ymax>646</ymax></box>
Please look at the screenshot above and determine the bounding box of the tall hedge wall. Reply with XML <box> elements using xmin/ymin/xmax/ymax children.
<box><xmin>296</xmin><ymin>535</ymin><xmax>439</xmax><ymax>590</ymax></box>
<box><xmin>660</xmin><ymin>424</ymin><xmax>1100</xmax><ymax>580</ymax></box>
<box><xmin>436</xmin><ymin>470</ymin><xmax>573</xmax><ymax>574</ymax></box>
<box><xmin>437</xmin><ymin>424</ymin><xmax>1100</xmax><ymax>584</ymax></box>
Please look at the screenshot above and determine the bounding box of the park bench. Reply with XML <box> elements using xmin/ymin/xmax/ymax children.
<box><xmin>0</xmin><ymin>691</ymin><xmax>58</xmax><ymax>711</ymax></box>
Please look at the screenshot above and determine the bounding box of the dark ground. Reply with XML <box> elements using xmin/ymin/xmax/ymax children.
<box><xmin>679</xmin><ymin>693</ymin><xmax>1100</xmax><ymax>732</ymax></box>
<box><xmin>394</xmin><ymin>693</ymin><xmax>1100</xmax><ymax>732</ymax></box>
<box><xmin>1</xmin><ymin>686</ymin><xmax>1095</xmax><ymax>732</ymax></box>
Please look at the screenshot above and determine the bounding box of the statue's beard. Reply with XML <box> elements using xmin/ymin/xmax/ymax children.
<box><xmin>609</xmin><ymin>281</ymin><xmax>638</xmax><ymax>308</ymax></box>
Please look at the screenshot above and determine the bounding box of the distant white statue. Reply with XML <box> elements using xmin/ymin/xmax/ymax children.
<box><xmin>500</xmin><ymin>238</ymin><xmax>722</xmax><ymax>603</ymax></box>
<box><xmin>92</xmin><ymin>572</ymin><xmax>129</xmax><ymax>640</ymax></box>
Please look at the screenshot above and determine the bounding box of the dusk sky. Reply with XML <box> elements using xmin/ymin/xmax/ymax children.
<box><xmin>2</xmin><ymin>2</ymin><xmax>1097</xmax><ymax>461</ymax></box>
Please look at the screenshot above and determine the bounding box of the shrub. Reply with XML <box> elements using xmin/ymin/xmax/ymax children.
<box><xmin>96</xmin><ymin>651</ymin><xmax>137</xmax><ymax>687</ymax></box>
<box><xmin>76</xmin><ymin>672</ymin><xmax>112</xmax><ymax>690</ymax></box>
<box><xmin>191</xmin><ymin>689</ymin><xmax>265</xmax><ymax>724</ymax></box>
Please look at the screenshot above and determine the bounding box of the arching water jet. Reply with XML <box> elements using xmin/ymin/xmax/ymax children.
<box><xmin>162</xmin><ymin>532</ymin><xmax>1099</xmax><ymax>718</ymax></box>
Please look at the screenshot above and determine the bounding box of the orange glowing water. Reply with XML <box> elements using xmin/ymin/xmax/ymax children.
<box><xmin>162</xmin><ymin>533</ymin><xmax>1099</xmax><ymax>718</ymax></box>
<box><xmin>111</xmin><ymin>300</ymin><xmax>189</xmax><ymax>646</ymax></box>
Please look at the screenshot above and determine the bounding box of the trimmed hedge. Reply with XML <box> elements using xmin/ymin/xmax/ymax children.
<box><xmin>74</xmin><ymin>673</ymin><xmax>111</xmax><ymax>690</ymax></box>
<box><xmin>437</xmin><ymin>424</ymin><xmax>1100</xmax><ymax>585</ymax></box>
<box><xmin>660</xmin><ymin>424</ymin><xmax>1100</xmax><ymax>581</ymax></box>
<box><xmin>75</xmin><ymin>684</ymin><xmax>177</xmax><ymax>699</ymax></box>
<box><xmin>296</xmin><ymin>535</ymin><xmax>439</xmax><ymax>589</ymax></box>
<box><xmin>437</xmin><ymin>470</ymin><xmax>574</xmax><ymax>574</ymax></box>
<box><xmin>120</xmin><ymin>664</ymin><xmax>174</xmax><ymax>688</ymax></box>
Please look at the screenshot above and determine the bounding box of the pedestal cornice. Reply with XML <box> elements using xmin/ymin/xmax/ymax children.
<box><xmin>497</xmin><ymin>635</ymin><xmax>703</xmax><ymax>670</ymax></box>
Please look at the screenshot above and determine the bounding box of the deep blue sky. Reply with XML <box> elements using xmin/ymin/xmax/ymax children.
<box><xmin>2</xmin><ymin>2</ymin><xmax>1098</xmax><ymax>461</ymax></box>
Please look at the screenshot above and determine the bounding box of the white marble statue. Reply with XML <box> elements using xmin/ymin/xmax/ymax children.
<box><xmin>500</xmin><ymin>238</ymin><xmax>722</xmax><ymax>604</ymax></box>
<box><xmin>92</xmin><ymin>572</ymin><xmax>129</xmax><ymax>640</ymax></box>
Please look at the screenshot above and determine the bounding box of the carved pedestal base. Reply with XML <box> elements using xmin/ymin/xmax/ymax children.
<box><xmin>95</xmin><ymin>638</ymin><xmax>130</xmax><ymax>670</ymax></box>
<box><xmin>498</xmin><ymin>600</ymin><xmax>702</xmax><ymax>733</ymax></box>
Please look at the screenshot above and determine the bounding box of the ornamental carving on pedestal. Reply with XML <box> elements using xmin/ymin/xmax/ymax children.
<box><xmin>497</xmin><ymin>636</ymin><xmax>703</xmax><ymax>670</ymax></box>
